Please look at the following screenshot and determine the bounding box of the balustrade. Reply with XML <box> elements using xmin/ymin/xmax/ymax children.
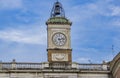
<box><xmin>78</xmin><ymin>64</ymin><xmax>108</xmax><ymax>70</ymax></box>
<box><xmin>0</xmin><ymin>62</ymin><xmax>109</xmax><ymax>71</ymax></box>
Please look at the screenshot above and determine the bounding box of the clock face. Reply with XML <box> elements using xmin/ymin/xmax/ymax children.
<box><xmin>52</xmin><ymin>53</ymin><xmax>68</xmax><ymax>61</ymax></box>
<box><xmin>52</xmin><ymin>33</ymin><xmax>66</xmax><ymax>46</ymax></box>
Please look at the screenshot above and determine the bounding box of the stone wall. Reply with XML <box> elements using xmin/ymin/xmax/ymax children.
<box><xmin>114</xmin><ymin>68</ymin><xmax>120</xmax><ymax>78</ymax></box>
<box><xmin>110</xmin><ymin>52</ymin><xmax>120</xmax><ymax>78</ymax></box>
<box><xmin>78</xmin><ymin>73</ymin><xmax>109</xmax><ymax>78</ymax></box>
<box><xmin>0</xmin><ymin>73</ymin><xmax>43</xmax><ymax>78</ymax></box>
<box><xmin>0</xmin><ymin>72</ymin><xmax>109</xmax><ymax>78</ymax></box>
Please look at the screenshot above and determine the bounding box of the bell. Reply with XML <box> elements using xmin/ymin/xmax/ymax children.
<box><xmin>55</xmin><ymin>4</ymin><xmax>60</xmax><ymax>15</ymax></box>
<box><xmin>55</xmin><ymin>8</ymin><xmax>60</xmax><ymax>15</ymax></box>
<box><xmin>50</xmin><ymin>1</ymin><xmax>65</xmax><ymax>17</ymax></box>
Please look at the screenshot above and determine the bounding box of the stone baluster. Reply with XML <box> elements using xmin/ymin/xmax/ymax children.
<box><xmin>11</xmin><ymin>59</ymin><xmax>16</xmax><ymax>69</ymax></box>
<box><xmin>0</xmin><ymin>61</ymin><xmax>2</xmax><ymax>70</ymax></box>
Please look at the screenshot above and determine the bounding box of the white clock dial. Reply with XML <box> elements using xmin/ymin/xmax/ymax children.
<box><xmin>52</xmin><ymin>33</ymin><xmax>66</xmax><ymax>46</ymax></box>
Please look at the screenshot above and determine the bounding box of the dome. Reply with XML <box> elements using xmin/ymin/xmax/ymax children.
<box><xmin>46</xmin><ymin>17</ymin><xmax>72</xmax><ymax>25</ymax></box>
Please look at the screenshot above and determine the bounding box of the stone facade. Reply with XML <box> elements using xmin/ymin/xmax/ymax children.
<box><xmin>110</xmin><ymin>52</ymin><xmax>120</xmax><ymax>78</ymax></box>
<box><xmin>0</xmin><ymin>1</ymin><xmax>119</xmax><ymax>78</ymax></box>
<box><xmin>0</xmin><ymin>73</ymin><xmax>110</xmax><ymax>78</ymax></box>
<box><xmin>0</xmin><ymin>61</ymin><xmax>111</xmax><ymax>78</ymax></box>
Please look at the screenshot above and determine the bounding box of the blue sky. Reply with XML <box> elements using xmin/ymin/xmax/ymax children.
<box><xmin>0</xmin><ymin>0</ymin><xmax>120</xmax><ymax>63</ymax></box>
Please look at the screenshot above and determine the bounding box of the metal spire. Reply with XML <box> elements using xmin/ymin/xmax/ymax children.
<box><xmin>112</xmin><ymin>45</ymin><xmax>115</xmax><ymax>58</ymax></box>
<box><xmin>51</xmin><ymin>1</ymin><xmax>65</xmax><ymax>18</ymax></box>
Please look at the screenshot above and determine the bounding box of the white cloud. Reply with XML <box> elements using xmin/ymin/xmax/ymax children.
<box><xmin>67</xmin><ymin>4</ymin><xmax>97</xmax><ymax>23</ymax></box>
<box><xmin>0</xmin><ymin>26</ymin><xmax>47</xmax><ymax>45</ymax></box>
<box><xmin>67</xmin><ymin>0</ymin><xmax>120</xmax><ymax>23</ymax></box>
<box><xmin>94</xmin><ymin>1</ymin><xmax>120</xmax><ymax>17</ymax></box>
<box><xmin>112</xmin><ymin>19</ymin><xmax>120</xmax><ymax>26</ymax></box>
<box><xmin>0</xmin><ymin>0</ymin><xmax>119</xmax><ymax>63</ymax></box>
<box><xmin>111</xmin><ymin>6</ymin><xmax>120</xmax><ymax>16</ymax></box>
<box><xmin>0</xmin><ymin>0</ymin><xmax>23</xmax><ymax>9</ymax></box>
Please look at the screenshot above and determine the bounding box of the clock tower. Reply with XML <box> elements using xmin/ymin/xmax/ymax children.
<box><xmin>46</xmin><ymin>1</ymin><xmax>72</xmax><ymax>66</ymax></box>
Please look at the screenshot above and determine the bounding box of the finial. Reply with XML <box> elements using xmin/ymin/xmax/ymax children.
<box><xmin>12</xmin><ymin>59</ymin><xmax>16</xmax><ymax>63</ymax></box>
<box><xmin>56</xmin><ymin>0</ymin><xmax>59</xmax><ymax>2</ymax></box>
